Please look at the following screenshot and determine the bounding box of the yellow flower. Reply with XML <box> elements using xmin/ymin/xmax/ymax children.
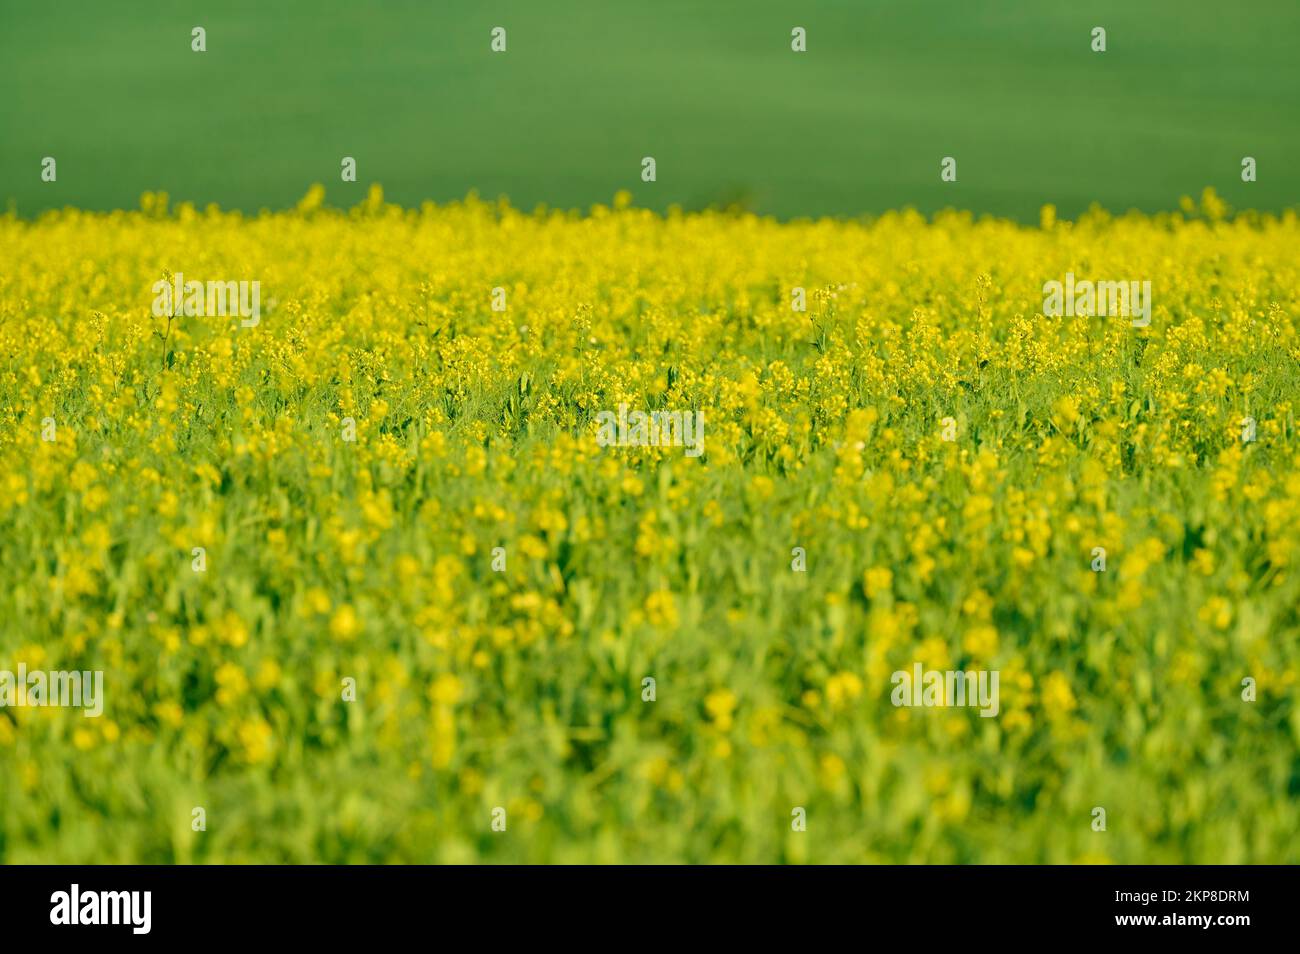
<box><xmin>329</xmin><ymin>604</ymin><xmax>361</xmax><ymax>641</ymax></box>
<box><xmin>962</xmin><ymin>624</ymin><xmax>998</xmax><ymax>658</ymax></box>
<box><xmin>302</xmin><ymin>587</ymin><xmax>332</xmax><ymax>615</ymax></box>
<box><xmin>1198</xmin><ymin>596</ymin><xmax>1232</xmax><ymax>630</ymax></box>
<box><xmin>1041</xmin><ymin>672</ymin><xmax>1077</xmax><ymax>718</ymax></box>
<box><xmin>237</xmin><ymin>717</ymin><xmax>274</xmax><ymax>763</ymax></box>
<box><xmin>430</xmin><ymin>674</ymin><xmax>464</xmax><ymax>706</ymax></box>
<box><xmin>1051</xmin><ymin>395</ymin><xmax>1080</xmax><ymax>431</ymax></box>
<box><xmin>863</xmin><ymin>566</ymin><xmax>893</xmax><ymax>599</ymax></box>
<box><xmin>826</xmin><ymin>671</ymin><xmax>863</xmax><ymax>709</ymax></box>
<box><xmin>255</xmin><ymin>659</ymin><xmax>282</xmax><ymax>691</ymax></box>
<box><xmin>705</xmin><ymin>689</ymin><xmax>738</xmax><ymax>731</ymax></box>
<box><xmin>643</xmin><ymin>589</ymin><xmax>679</xmax><ymax>629</ymax></box>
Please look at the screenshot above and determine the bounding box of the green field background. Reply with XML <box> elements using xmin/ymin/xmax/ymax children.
<box><xmin>2</xmin><ymin>0</ymin><xmax>1297</xmax><ymax>221</ymax></box>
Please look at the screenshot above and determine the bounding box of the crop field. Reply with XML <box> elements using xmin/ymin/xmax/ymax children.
<box><xmin>1</xmin><ymin>188</ymin><xmax>1297</xmax><ymax>863</ymax></box>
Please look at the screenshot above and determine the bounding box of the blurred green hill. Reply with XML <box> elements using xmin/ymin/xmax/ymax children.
<box><xmin>2</xmin><ymin>0</ymin><xmax>1296</xmax><ymax>220</ymax></box>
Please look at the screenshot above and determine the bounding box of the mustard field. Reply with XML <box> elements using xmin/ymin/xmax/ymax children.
<box><xmin>0</xmin><ymin>188</ymin><xmax>1297</xmax><ymax>862</ymax></box>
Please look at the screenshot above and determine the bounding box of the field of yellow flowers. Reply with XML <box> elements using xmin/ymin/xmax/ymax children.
<box><xmin>1</xmin><ymin>187</ymin><xmax>1297</xmax><ymax>863</ymax></box>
